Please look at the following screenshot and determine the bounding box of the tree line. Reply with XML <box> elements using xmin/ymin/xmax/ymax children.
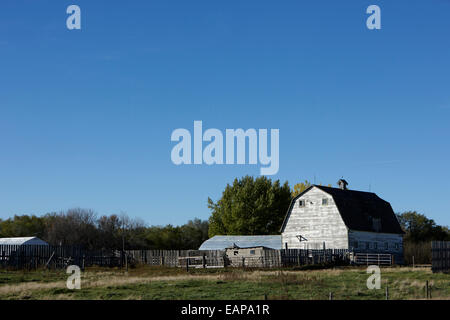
<box><xmin>0</xmin><ymin>208</ymin><xmax>208</xmax><ymax>250</ymax></box>
<box><xmin>396</xmin><ymin>211</ymin><xmax>450</xmax><ymax>264</ymax></box>
<box><xmin>0</xmin><ymin>176</ymin><xmax>448</xmax><ymax>253</ymax></box>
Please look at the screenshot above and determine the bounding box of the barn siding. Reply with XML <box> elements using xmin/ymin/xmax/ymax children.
<box><xmin>348</xmin><ymin>230</ymin><xmax>403</xmax><ymax>258</ymax></box>
<box><xmin>281</xmin><ymin>187</ymin><xmax>348</xmax><ymax>249</ymax></box>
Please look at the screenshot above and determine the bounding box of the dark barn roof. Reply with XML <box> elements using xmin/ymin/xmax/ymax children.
<box><xmin>281</xmin><ymin>185</ymin><xmax>404</xmax><ymax>234</ymax></box>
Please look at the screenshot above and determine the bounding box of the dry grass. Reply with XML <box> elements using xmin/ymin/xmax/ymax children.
<box><xmin>0</xmin><ymin>268</ymin><xmax>325</xmax><ymax>297</ymax></box>
<box><xmin>0</xmin><ymin>266</ymin><xmax>447</xmax><ymax>300</ymax></box>
<box><xmin>0</xmin><ymin>281</ymin><xmax>66</xmax><ymax>296</ymax></box>
<box><xmin>0</xmin><ymin>267</ymin><xmax>427</xmax><ymax>295</ymax></box>
<box><xmin>382</xmin><ymin>267</ymin><xmax>432</xmax><ymax>273</ymax></box>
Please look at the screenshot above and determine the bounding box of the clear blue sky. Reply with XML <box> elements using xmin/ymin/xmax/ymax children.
<box><xmin>0</xmin><ymin>1</ymin><xmax>449</xmax><ymax>227</ymax></box>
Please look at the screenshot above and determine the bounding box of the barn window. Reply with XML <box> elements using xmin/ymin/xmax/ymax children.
<box><xmin>372</xmin><ymin>218</ymin><xmax>382</xmax><ymax>232</ymax></box>
<box><xmin>250</xmin><ymin>250</ymin><xmax>255</xmax><ymax>255</ymax></box>
<box><xmin>384</xmin><ymin>242</ymin><xmax>389</xmax><ymax>250</ymax></box>
<box><xmin>233</xmin><ymin>251</ymin><xmax>239</xmax><ymax>256</ymax></box>
<box><xmin>298</xmin><ymin>200</ymin><xmax>305</xmax><ymax>207</ymax></box>
<box><xmin>374</xmin><ymin>242</ymin><xmax>378</xmax><ymax>250</ymax></box>
<box><xmin>395</xmin><ymin>243</ymin><xmax>399</xmax><ymax>250</ymax></box>
<box><xmin>366</xmin><ymin>242</ymin><xmax>370</xmax><ymax>250</ymax></box>
<box><xmin>322</xmin><ymin>198</ymin><xmax>328</xmax><ymax>205</ymax></box>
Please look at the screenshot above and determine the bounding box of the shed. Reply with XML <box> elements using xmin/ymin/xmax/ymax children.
<box><xmin>0</xmin><ymin>237</ymin><xmax>49</xmax><ymax>246</ymax></box>
<box><xmin>225</xmin><ymin>245</ymin><xmax>277</xmax><ymax>267</ymax></box>
<box><xmin>199</xmin><ymin>235</ymin><xmax>282</xmax><ymax>250</ymax></box>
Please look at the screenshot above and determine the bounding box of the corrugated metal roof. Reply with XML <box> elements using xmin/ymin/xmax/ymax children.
<box><xmin>0</xmin><ymin>237</ymin><xmax>49</xmax><ymax>246</ymax></box>
<box><xmin>199</xmin><ymin>235</ymin><xmax>282</xmax><ymax>250</ymax></box>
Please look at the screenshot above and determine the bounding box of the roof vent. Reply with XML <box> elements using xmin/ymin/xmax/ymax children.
<box><xmin>338</xmin><ymin>179</ymin><xmax>348</xmax><ymax>190</ymax></box>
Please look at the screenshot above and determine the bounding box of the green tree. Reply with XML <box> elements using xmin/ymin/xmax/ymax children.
<box><xmin>180</xmin><ymin>218</ymin><xmax>209</xmax><ymax>249</ymax></box>
<box><xmin>208</xmin><ymin>176</ymin><xmax>291</xmax><ymax>237</ymax></box>
<box><xmin>396</xmin><ymin>211</ymin><xmax>450</xmax><ymax>242</ymax></box>
<box><xmin>0</xmin><ymin>215</ymin><xmax>46</xmax><ymax>238</ymax></box>
<box><xmin>291</xmin><ymin>180</ymin><xmax>312</xmax><ymax>197</ymax></box>
<box><xmin>291</xmin><ymin>180</ymin><xmax>333</xmax><ymax>197</ymax></box>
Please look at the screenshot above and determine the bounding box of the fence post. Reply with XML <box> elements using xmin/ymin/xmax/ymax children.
<box><xmin>425</xmin><ymin>280</ymin><xmax>429</xmax><ymax>299</ymax></box>
<box><xmin>385</xmin><ymin>286</ymin><xmax>389</xmax><ymax>300</ymax></box>
<box><xmin>329</xmin><ymin>292</ymin><xmax>333</xmax><ymax>300</ymax></box>
<box><xmin>202</xmin><ymin>253</ymin><xmax>206</xmax><ymax>269</ymax></box>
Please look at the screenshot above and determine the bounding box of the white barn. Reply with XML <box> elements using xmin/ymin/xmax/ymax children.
<box><xmin>280</xmin><ymin>180</ymin><xmax>404</xmax><ymax>262</ymax></box>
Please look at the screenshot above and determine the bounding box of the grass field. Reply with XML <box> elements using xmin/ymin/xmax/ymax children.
<box><xmin>0</xmin><ymin>266</ymin><xmax>448</xmax><ymax>300</ymax></box>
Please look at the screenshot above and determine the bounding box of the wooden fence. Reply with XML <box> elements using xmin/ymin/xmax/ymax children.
<box><xmin>431</xmin><ymin>241</ymin><xmax>450</xmax><ymax>273</ymax></box>
<box><xmin>281</xmin><ymin>249</ymin><xmax>351</xmax><ymax>267</ymax></box>
<box><xmin>0</xmin><ymin>245</ymin><xmax>129</xmax><ymax>270</ymax></box>
<box><xmin>1</xmin><ymin>245</ymin><xmax>400</xmax><ymax>270</ymax></box>
<box><xmin>126</xmin><ymin>250</ymin><xmax>226</xmax><ymax>268</ymax></box>
<box><xmin>126</xmin><ymin>248</ymin><xmax>352</xmax><ymax>268</ymax></box>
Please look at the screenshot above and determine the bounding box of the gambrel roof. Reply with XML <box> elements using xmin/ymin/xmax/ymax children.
<box><xmin>280</xmin><ymin>185</ymin><xmax>404</xmax><ymax>235</ymax></box>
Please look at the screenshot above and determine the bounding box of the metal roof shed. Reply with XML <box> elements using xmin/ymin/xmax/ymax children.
<box><xmin>199</xmin><ymin>235</ymin><xmax>282</xmax><ymax>250</ymax></box>
<box><xmin>0</xmin><ymin>237</ymin><xmax>49</xmax><ymax>246</ymax></box>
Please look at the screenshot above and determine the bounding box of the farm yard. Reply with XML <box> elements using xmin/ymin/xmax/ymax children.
<box><xmin>0</xmin><ymin>183</ymin><xmax>448</xmax><ymax>301</ymax></box>
<box><xmin>0</xmin><ymin>266</ymin><xmax>448</xmax><ymax>300</ymax></box>
<box><xmin>0</xmin><ymin>241</ymin><xmax>448</xmax><ymax>300</ymax></box>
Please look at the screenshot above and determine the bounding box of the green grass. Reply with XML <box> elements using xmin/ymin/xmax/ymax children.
<box><xmin>0</xmin><ymin>266</ymin><xmax>448</xmax><ymax>300</ymax></box>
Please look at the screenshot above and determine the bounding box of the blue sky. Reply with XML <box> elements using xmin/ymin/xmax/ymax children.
<box><xmin>0</xmin><ymin>0</ymin><xmax>449</xmax><ymax>227</ymax></box>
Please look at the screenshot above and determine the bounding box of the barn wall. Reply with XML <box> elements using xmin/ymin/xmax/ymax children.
<box><xmin>225</xmin><ymin>247</ymin><xmax>265</xmax><ymax>258</ymax></box>
<box><xmin>225</xmin><ymin>247</ymin><xmax>267</xmax><ymax>267</ymax></box>
<box><xmin>348</xmin><ymin>230</ymin><xmax>403</xmax><ymax>259</ymax></box>
<box><xmin>281</xmin><ymin>187</ymin><xmax>349</xmax><ymax>249</ymax></box>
